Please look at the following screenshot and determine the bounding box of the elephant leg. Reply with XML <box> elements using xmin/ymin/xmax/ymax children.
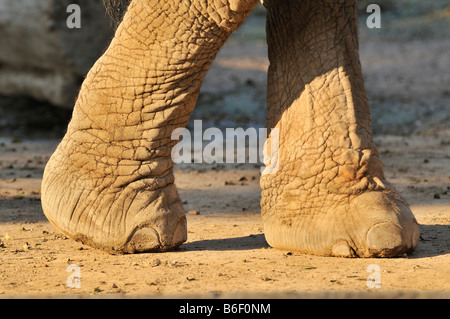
<box><xmin>261</xmin><ymin>0</ymin><xmax>420</xmax><ymax>257</ymax></box>
<box><xmin>41</xmin><ymin>0</ymin><xmax>258</xmax><ymax>253</ymax></box>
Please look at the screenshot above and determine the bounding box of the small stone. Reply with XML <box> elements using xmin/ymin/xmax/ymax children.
<box><xmin>150</xmin><ymin>258</ymin><xmax>161</xmax><ymax>267</ymax></box>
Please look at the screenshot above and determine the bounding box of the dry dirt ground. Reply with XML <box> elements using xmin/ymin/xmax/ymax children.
<box><xmin>0</xmin><ymin>4</ymin><xmax>449</xmax><ymax>298</ymax></box>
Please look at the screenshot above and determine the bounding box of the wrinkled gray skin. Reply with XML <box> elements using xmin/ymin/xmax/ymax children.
<box><xmin>41</xmin><ymin>0</ymin><xmax>420</xmax><ymax>256</ymax></box>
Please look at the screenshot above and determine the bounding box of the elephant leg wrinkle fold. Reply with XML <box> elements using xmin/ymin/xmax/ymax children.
<box><xmin>41</xmin><ymin>0</ymin><xmax>419</xmax><ymax>257</ymax></box>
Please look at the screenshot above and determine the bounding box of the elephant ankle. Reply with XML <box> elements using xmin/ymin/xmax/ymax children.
<box><xmin>261</xmin><ymin>144</ymin><xmax>390</xmax><ymax>199</ymax></box>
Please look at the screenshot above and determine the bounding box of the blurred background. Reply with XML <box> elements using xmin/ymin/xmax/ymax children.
<box><xmin>0</xmin><ymin>0</ymin><xmax>448</xmax><ymax>138</ymax></box>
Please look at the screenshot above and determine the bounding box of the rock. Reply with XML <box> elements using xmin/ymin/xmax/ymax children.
<box><xmin>0</xmin><ymin>0</ymin><xmax>114</xmax><ymax>108</ymax></box>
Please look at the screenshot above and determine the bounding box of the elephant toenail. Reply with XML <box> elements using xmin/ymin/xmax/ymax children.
<box><xmin>331</xmin><ymin>241</ymin><xmax>355</xmax><ymax>257</ymax></box>
<box><xmin>367</xmin><ymin>223</ymin><xmax>405</xmax><ymax>256</ymax></box>
<box><xmin>126</xmin><ymin>227</ymin><xmax>161</xmax><ymax>253</ymax></box>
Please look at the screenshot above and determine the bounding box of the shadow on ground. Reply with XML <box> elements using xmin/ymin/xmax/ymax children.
<box><xmin>0</xmin><ymin>198</ymin><xmax>46</xmax><ymax>223</ymax></box>
<box><xmin>413</xmin><ymin>224</ymin><xmax>450</xmax><ymax>258</ymax></box>
<box><xmin>182</xmin><ymin>234</ymin><xmax>269</xmax><ymax>252</ymax></box>
<box><xmin>181</xmin><ymin>224</ymin><xmax>450</xmax><ymax>259</ymax></box>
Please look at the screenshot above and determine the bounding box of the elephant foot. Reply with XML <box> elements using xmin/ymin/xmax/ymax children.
<box><xmin>41</xmin><ymin>147</ymin><xmax>187</xmax><ymax>254</ymax></box>
<box><xmin>262</xmin><ymin>189</ymin><xmax>420</xmax><ymax>257</ymax></box>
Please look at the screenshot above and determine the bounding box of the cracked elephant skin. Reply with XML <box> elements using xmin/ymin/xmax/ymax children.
<box><xmin>41</xmin><ymin>0</ymin><xmax>420</xmax><ymax>256</ymax></box>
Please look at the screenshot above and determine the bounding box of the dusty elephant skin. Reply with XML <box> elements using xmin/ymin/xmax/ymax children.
<box><xmin>41</xmin><ymin>0</ymin><xmax>259</xmax><ymax>254</ymax></box>
<box><xmin>41</xmin><ymin>0</ymin><xmax>419</xmax><ymax>256</ymax></box>
<box><xmin>261</xmin><ymin>0</ymin><xmax>419</xmax><ymax>257</ymax></box>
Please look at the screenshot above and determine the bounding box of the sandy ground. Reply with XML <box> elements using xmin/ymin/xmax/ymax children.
<box><xmin>0</xmin><ymin>134</ymin><xmax>449</xmax><ymax>297</ymax></box>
